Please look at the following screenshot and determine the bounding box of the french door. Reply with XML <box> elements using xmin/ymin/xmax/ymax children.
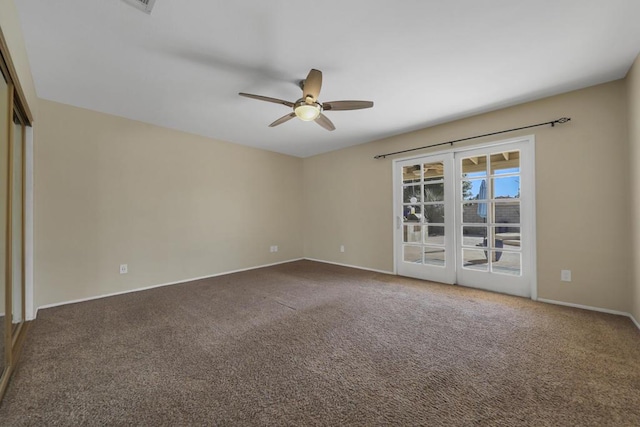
<box><xmin>394</xmin><ymin>137</ymin><xmax>535</xmax><ymax>297</ymax></box>
<box><xmin>395</xmin><ymin>153</ymin><xmax>456</xmax><ymax>284</ymax></box>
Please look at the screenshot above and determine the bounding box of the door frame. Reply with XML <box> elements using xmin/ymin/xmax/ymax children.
<box><xmin>392</xmin><ymin>134</ymin><xmax>537</xmax><ymax>300</ymax></box>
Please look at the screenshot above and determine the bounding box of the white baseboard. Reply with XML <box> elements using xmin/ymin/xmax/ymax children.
<box><xmin>35</xmin><ymin>258</ymin><xmax>304</xmax><ymax>318</ymax></box>
<box><xmin>30</xmin><ymin>259</ymin><xmax>640</xmax><ymax>334</ymax></box>
<box><xmin>537</xmin><ymin>298</ymin><xmax>629</xmax><ymax>316</ymax></box>
<box><xmin>630</xmin><ymin>314</ymin><xmax>640</xmax><ymax>331</ymax></box>
<box><xmin>304</xmin><ymin>258</ymin><xmax>394</xmax><ymax>275</ymax></box>
<box><xmin>537</xmin><ymin>298</ymin><xmax>640</xmax><ymax>331</ymax></box>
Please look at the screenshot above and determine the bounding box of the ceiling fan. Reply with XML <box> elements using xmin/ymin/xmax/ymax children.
<box><xmin>239</xmin><ymin>69</ymin><xmax>374</xmax><ymax>131</ymax></box>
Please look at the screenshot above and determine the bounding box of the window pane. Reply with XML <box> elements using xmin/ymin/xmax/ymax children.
<box><xmin>493</xmin><ymin>176</ymin><xmax>520</xmax><ymax>199</ymax></box>
<box><xmin>403</xmin><ymin>184</ymin><xmax>421</xmax><ymax>203</ymax></box>
<box><xmin>424</xmin><ymin>204</ymin><xmax>444</xmax><ymax>223</ymax></box>
<box><xmin>403</xmin><ymin>245</ymin><xmax>422</xmax><ymax>264</ymax></box>
<box><xmin>403</xmin><ymin>225</ymin><xmax>422</xmax><ymax>243</ymax></box>
<box><xmin>423</xmin><ymin>161</ymin><xmax>444</xmax><ymax>181</ymax></box>
<box><xmin>495</xmin><ymin>202</ymin><xmax>520</xmax><ymax>224</ymax></box>
<box><xmin>493</xmin><ymin>227</ymin><xmax>521</xmax><ymax>251</ymax></box>
<box><xmin>424</xmin><ymin>183</ymin><xmax>444</xmax><ymax>202</ymax></box>
<box><xmin>462</xmin><ymin>203</ymin><xmax>487</xmax><ymax>223</ymax></box>
<box><xmin>462</xmin><ymin>226</ymin><xmax>487</xmax><ymax>247</ymax></box>
<box><xmin>424</xmin><ymin>247</ymin><xmax>445</xmax><ymax>267</ymax></box>
<box><xmin>402</xmin><ymin>165</ymin><xmax>421</xmax><ymax>184</ymax></box>
<box><xmin>491</xmin><ymin>251</ymin><xmax>521</xmax><ymax>276</ymax></box>
<box><xmin>490</xmin><ymin>151</ymin><xmax>520</xmax><ymax>175</ymax></box>
<box><xmin>425</xmin><ymin>226</ymin><xmax>445</xmax><ymax>245</ymax></box>
<box><xmin>462</xmin><ymin>249</ymin><xmax>488</xmax><ymax>271</ymax></box>
<box><xmin>463</xmin><ymin>179</ymin><xmax>488</xmax><ymax>201</ymax></box>
<box><xmin>403</xmin><ymin>204</ymin><xmax>422</xmax><ymax>222</ymax></box>
<box><xmin>462</xmin><ymin>155</ymin><xmax>487</xmax><ymax>178</ymax></box>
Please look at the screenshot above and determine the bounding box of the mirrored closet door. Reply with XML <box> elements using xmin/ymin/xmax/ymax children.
<box><xmin>0</xmin><ymin>50</ymin><xmax>30</xmax><ymax>402</ymax></box>
<box><xmin>10</xmin><ymin>108</ymin><xmax>25</xmax><ymax>341</ymax></box>
<box><xmin>0</xmin><ymin>58</ymin><xmax>8</xmax><ymax>383</ymax></box>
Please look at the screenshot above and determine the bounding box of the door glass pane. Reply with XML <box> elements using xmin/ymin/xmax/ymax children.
<box><xmin>461</xmin><ymin>155</ymin><xmax>487</xmax><ymax>177</ymax></box>
<box><xmin>495</xmin><ymin>202</ymin><xmax>520</xmax><ymax>224</ymax></box>
<box><xmin>402</xmin><ymin>165</ymin><xmax>421</xmax><ymax>184</ymax></box>
<box><xmin>493</xmin><ymin>226</ymin><xmax>521</xmax><ymax>251</ymax></box>
<box><xmin>0</xmin><ymin>73</ymin><xmax>8</xmax><ymax>375</ymax></box>
<box><xmin>403</xmin><ymin>184</ymin><xmax>421</xmax><ymax>203</ymax></box>
<box><xmin>424</xmin><ymin>247</ymin><xmax>445</xmax><ymax>267</ymax></box>
<box><xmin>464</xmin><ymin>179</ymin><xmax>488</xmax><ymax>201</ymax></box>
<box><xmin>425</xmin><ymin>226</ymin><xmax>445</xmax><ymax>245</ymax></box>
<box><xmin>462</xmin><ymin>249</ymin><xmax>488</xmax><ymax>271</ymax></box>
<box><xmin>423</xmin><ymin>161</ymin><xmax>444</xmax><ymax>181</ymax></box>
<box><xmin>490</xmin><ymin>151</ymin><xmax>520</xmax><ymax>175</ymax></box>
<box><xmin>462</xmin><ymin>203</ymin><xmax>487</xmax><ymax>223</ymax></box>
<box><xmin>492</xmin><ymin>176</ymin><xmax>520</xmax><ymax>199</ymax></box>
<box><xmin>403</xmin><ymin>225</ymin><xmax>422</xmax><ymax>243</ymax></box>
<box><xmin>403</xmin><ymin>204</ymin><xmax>422</xmax><ymax>222</ymax></box>
<box><xmin>424</xmin><ymin>204</ymin><xmax>444</xmax><ymax>223</ymax></box>
<box><xmin>12</xmin><ymin>113</ymin><xmax>23</xmax><ymax>332</ymax></box>
<box><xmin>491</xmin><ymin>251</ymin><xmax>521</xmax><ymax>276</ymax></box>
<box><xmin>424</xmin><ymin>183</ymin><xmax>444</xmax><ymax>202</ymax></box>
<box><xmin>462</xmin><ymin>226</ymin><xmax>487</xmax><ymax>247</ymax></box>
<box><xmin>403</xmin><ymin>245</ymin><xmax>422</xmax><ymax>264</ymax></box>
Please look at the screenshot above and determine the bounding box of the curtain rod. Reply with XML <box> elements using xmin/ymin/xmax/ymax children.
<box><xmin>373</xmin><ymin>117</ymin><xmax>571</xmax><ymax>159</ymax></box>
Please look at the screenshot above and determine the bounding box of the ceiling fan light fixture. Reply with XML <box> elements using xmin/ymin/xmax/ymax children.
<box><xmin>239</xmin><ymin>69</ymin><xmax>373</xmax><ymax>131</ymax></box>
<box><xmin>294</xmin><ymin>101</ymin><xmax>321</xmax><ymax>121</ymax></box>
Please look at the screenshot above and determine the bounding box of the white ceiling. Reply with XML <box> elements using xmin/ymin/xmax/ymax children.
<box><xmin>14</xmin><ymin>0</ymin><xmax>640</xmax><ymax>157</ymax></box>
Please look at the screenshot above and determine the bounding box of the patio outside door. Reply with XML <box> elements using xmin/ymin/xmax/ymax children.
<box><xmin>394</xmin><ymin>137</ymin><xmax>535</xmax><ymax>298</ymax></box>
<box><xmin>395</xmin><ymin>153</ymin><xmax>456</xmax><ymax>284</ymax></box>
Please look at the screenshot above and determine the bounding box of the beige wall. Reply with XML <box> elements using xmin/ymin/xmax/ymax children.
<box><xmin>0</xmin><ymin>0</ymin><xmax>38</xmax><ymax>118</ymax></box>
<box><xmin>304</xmin><ymin>80</ymin><xmax>631</xmax><ymax>313</ymax></box>
<box><xmin>34</xmin><ymin>100</ymin><xmax>303</xmax><ymax>308</ymax></box>
<box><xmin>628</xmin><ymin>54</ymin><xmax>640</xmax><ymax>322</ymax></box>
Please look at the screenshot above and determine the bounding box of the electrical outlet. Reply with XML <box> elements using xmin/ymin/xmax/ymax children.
<box><xmin>274</xmin><ymin>245</ymin><xmax>278</xmax><ymax>252</ymax></box>
<box><xmin>120</xmin><ymin>264</ymin><xmax>128</xmax><ymax>274</ymax></box>
<box><xmin>561</xmin><ymin>269</ymin><xmax>571</xmax><ymax>282</ymax></box>
<box><xmin>340</xmin><ymin>245</ymin><xmax>345</xmax><ymax>253</ymax></box>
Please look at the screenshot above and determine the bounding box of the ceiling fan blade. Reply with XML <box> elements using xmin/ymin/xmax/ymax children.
<box><xmin>302</xmin><ymin>69</ymin><xmax>322</xmax><ymax>102</ymax></box>
<box><xmin>314</xmin><ymin>113</ymin><xmax>335</xmax><ymax>131</ymax></box>
<box><xmin>322</xmin><ymin>100</ymin><xmax>374</xmax><ymax>111</ymax></box>
<box><xmin>239</xmin><ymin>92</ymin><xmax>294</xmax><ymax>108</ymax></box>
<box><xmin>269</xmin><ymin>112</ymin><xmax>297</xmax><ymax>127</ymax></box>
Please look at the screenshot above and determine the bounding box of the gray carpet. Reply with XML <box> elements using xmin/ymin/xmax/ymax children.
<box><xmin>0</xmin><ymin>260</ymin><xmax>638</xmax><ymax>426</ymax></box>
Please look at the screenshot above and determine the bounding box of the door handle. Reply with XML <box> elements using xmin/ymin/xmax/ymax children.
<box><xmin>396</xmin><ymin>216</ymin><xmax>401</xmax><ymax>230</ymax></box>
